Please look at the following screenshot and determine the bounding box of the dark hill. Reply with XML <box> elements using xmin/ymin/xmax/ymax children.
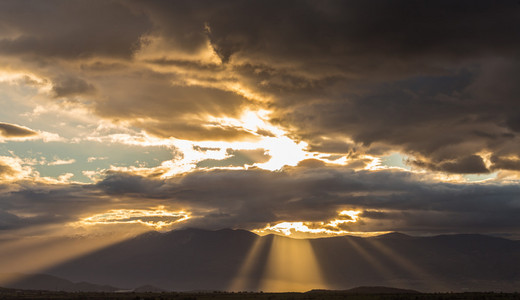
<box><xmin>308</xmin><ymin>286</ymin><xmax>420</xmax><ymax>294</ymax></box>
<box><xmin>46</xmin><ymin>228</ymin><xmax>261</xmax><ymax>291</ymax></box>
<box><xmin>372</xmin><ymin>232</ymin><xmax>414</xmax><ymax>240</ymax></box>
<box><xmin>0</xmin><ymin>273</ymin><xmax>119</xmax><ymax>292</ymax></box>
<box><xmin>17</xmin><ymin>229</ymin><xmax>519</xmax><ymax>292</ymax></box>
<box><xmin>133</xmin><ymin>284</ymin><xmax>167</xmax><ymax>293</ymax></box>
<box><xmin>344</xmin><ymin>286</ymin><xmax>420</xmax><ymax>294</ymax></box>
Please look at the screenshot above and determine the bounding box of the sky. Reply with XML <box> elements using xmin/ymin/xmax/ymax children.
<box><xmin>1</xmin><ymin>0</ymin><xmax>520</xmax><ymax>247</ymax></box>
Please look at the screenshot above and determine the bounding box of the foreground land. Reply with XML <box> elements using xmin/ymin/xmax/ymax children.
<box><xmin>1</xmin><ymin>289</ymin><xmax>519</xmax><ymax>300</ymax></box>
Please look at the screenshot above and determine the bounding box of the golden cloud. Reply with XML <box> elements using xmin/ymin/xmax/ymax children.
<box><xmin>72</xmin><ymin>206</ymin><xmax>190</xmax><ymax>230</ymax></box>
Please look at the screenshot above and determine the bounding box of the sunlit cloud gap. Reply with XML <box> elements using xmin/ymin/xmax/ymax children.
<box><xmin>92</xmin><ymin>109</ymin><xmax>310</xmax><ymax>174</ymax></box>
<box><xmin>253</xmin><ymin>210</ymin><xmax>390</xmax><ymax>238</ymax></box>
<box><xmin>72</xmin><ymin>206</ymin><xmax>190</xmax><ymax>230</ymax></box>
<box><xmin>168</xmin><ymin>109</ymin><xmax>310</xmax><ymax>173</ymax></box>
<box><xmin>95</xmin><ymin>109</ymin><xmax>390</xmax><ymax>176</ymax></box>
<box><xmin>87</xmin><ymin>109</ymin><xmax>388</xmax><ymax>177</ymax></box>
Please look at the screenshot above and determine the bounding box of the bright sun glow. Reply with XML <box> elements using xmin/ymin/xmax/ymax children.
<box><xmin>162</xmin><ymin>109</ymin><xmax>312</xmax><ymax>175</ymax></box>
<box><xmin>72</xmin><ymin>206</ymin><xmax>190</xmax><ymax>230</ymax></box>
<box><xmin>84</xmin><ymin>109</ymin><xmax>365</xmax><ymax>177</ymax></box>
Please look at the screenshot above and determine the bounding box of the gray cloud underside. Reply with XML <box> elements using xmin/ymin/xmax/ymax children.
<box><xmin>0</xmin><ymin>0</ymin><xmax>151</xmax><ymax>59</ymax></box>
<box><xmin>1</xmin><ymin>166</ymin><xmax>519</xmax><ymax>236</ymax></box>
<box><xmin>2</xmin><ymin>0</ymin><xmax>520</xmax><ymax>173</ymax></box>
<box><xmin>0</xmin><ymin>122</ymin><xmax>37</xmax><ymax>138</ymax></box>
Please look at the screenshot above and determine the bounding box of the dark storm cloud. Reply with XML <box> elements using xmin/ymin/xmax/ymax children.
<box><xmin>0</xmin><ymin>184</ymin><xmax>92</xmax><ymax>230</ymax></box>
<box><xmin>200</xmin><ymin>0</ymin><xmax>520</xmax><ymax>70</ymax></box>
<box><xmin>411</xmin><ymin>155</ymin><xmax>490</xmax><ymax>174</ymax></box>
<box><xmin>0</xmin><ymin>122</ymin><xmax>37</xmax><ymax>138</ymax></box>
<box><xmin>127</xmin><ymin>0</ymin><xmax>520</xmax><ymax>173</ymax></box>
<box><xmin>145</xmin><ymin>58</ymin><xmax>223</xmax><ymax>72</ymax></box>
<box><xmin>98</xmin><ymin>172</ymin><xmax>165</xmax><ymax>195</ymax></box>
<box><xmin>490</xmin><ymin>155</ymin><xmax>520</xmax><ymax>171</ymax></box>
<box><xmin>0</xmin><ymin>210</ymin><xmax>21</xmax><ymax>230</ymax></box>
<box><xmin>172</xmin><ymin>0</ymin><xmax>519</xmax><ymax>173</ymax></box>
<box><xmin>52</xmin><ymin>76</ymin><xmax>96</xmax><ymax>98</ymax></box>
<box><xmin>269</xmin><ymin>62</ymin><xmax>520</xmax><ymax>173</ymax></box>
<box><xmin>129</xmin><ymin>1</ymin><xmax>212</xmax><ymax>53</ymax></box>
<box><xmin>0</xmin><ymin>0</ymin><xmax>151</xmax><ymax>59</ymax></box>
<box><xmin>0</xmin><ymin>182</ymin><xmax>153</xmax><ymax>231</ymax></box>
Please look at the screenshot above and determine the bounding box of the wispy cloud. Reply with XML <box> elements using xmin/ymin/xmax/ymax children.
<box><xmin>48</xmin><ymin>158</ymin><xmax>76</xmax><ymax>166</ymax></box>
<box><xmin>87</xmin><ymin>156</ymin><xmax>108</xmax><ymax>163</ymax></box>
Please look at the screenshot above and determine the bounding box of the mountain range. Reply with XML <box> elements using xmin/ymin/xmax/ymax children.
<box><xmin>0</xmin><ymin>273</ymin><xmax>119</xmax><ymax>292</ymax></box>
<box><xmin>3</xmin><ymin>229</ymin><xmax>520</xmax><ymax>292</ymax></box>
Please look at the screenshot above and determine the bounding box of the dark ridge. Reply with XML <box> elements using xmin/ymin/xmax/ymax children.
<box><xmin>307</xmin><ymin>286</ymin><xmax>420</xmax><ymax>294</ymax></box>
<box><xmin>132</xmin><ymin>230</ymin><xmax>162</xmax><ymax>240</ymax></box>
<box><xmin>29</xmin><ymin>228</ymin><xmax>520</xmax><ymax>292</ymax></box>
<box><xmin>370</xmin><ymin>232</ymin><xmax>413</xmax><ymax>240</ymax></box>
<box><xmin>0</xmin><ymin>273</ymin><xmax>119</xmax><ymax>292</ymax></box>
<box><xmin>345</xmin><ymin>286</ymin><xmax>421</xmax><ymax>294</ymax></box>
<box><xmin>431</xmin><ymin>233</ymin><xmax>514</xmax><ymax>242</ymax></box>
<box><xmin>133</xmin><ymin>284</ymin><xmax>168</xmax><ymax>293</ymax></box>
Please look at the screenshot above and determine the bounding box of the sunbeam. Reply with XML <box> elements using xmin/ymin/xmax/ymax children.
<box><xmin>0</xmin><ymin>225</ymin><xmax>141</xmax><ymax>287</ymax></box>
<box><xmin>229</xmin><ymin>235</ymin><xmax>271</xmax><ymax>291</ymax></box>
<box><xmin>366</xmin><ymin>237</ymin><xmax>445</xmax><ymax>291</ymax></box>
<box><xmin>344</xmin><ymin>237</ymin><xmax>394</xmax><ymax>282</ymax></box>
<box><xmin>260</xmin><ymin>235</ymin><xmax>327</xmax><ymax>292</ymax></box>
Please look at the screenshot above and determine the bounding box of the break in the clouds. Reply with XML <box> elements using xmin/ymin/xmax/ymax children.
<box><xmin>1</xmin><ymin>0</ymin><xmax>520</xmax><ymax>242</ymax></box>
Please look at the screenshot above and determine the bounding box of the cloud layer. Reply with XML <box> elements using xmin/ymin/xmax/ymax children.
<box><xmin>1</xmin><ymin>166</ymin><xmax>519</xmax><ymax>238</ymax></box>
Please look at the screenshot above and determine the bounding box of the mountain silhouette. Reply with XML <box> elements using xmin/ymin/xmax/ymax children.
<box><xmin>308</xmin><ymin>286</ymin><xmax>420</xmax><ymax>294</ymax></box>
<box><xmin>46</xmin><ymin>228</ymin><xmax>261</xmax><ymax>291</ymax></box>
<box><xmin>0</xmin><ymin>273</ymin><xmax>119</xmax><ymax>292</ymax></box>
<box><xmin>15</xmin><ymin>228</ymin><xmax>519</xmax><ymax>292</ymax></box>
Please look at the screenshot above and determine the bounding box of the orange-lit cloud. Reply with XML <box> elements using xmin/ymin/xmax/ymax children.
<box><xmin>0</xmin><ymin>155</ymin><xmax>33</xmax><ymax>182</ymax></box>
<box><xmin>73</xmin><ymin>206</ymin><xmax>190</xmax><ymax>230</ymax></box>
<box><xmin>48</xmin><ymin>158</ymin><xmax>76</xmax><ymax>166</ymax></box>
<box><xmin>253</xmin><ymin>210</ymin><xmax>389</xmax><ymax>239</ymax></box>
